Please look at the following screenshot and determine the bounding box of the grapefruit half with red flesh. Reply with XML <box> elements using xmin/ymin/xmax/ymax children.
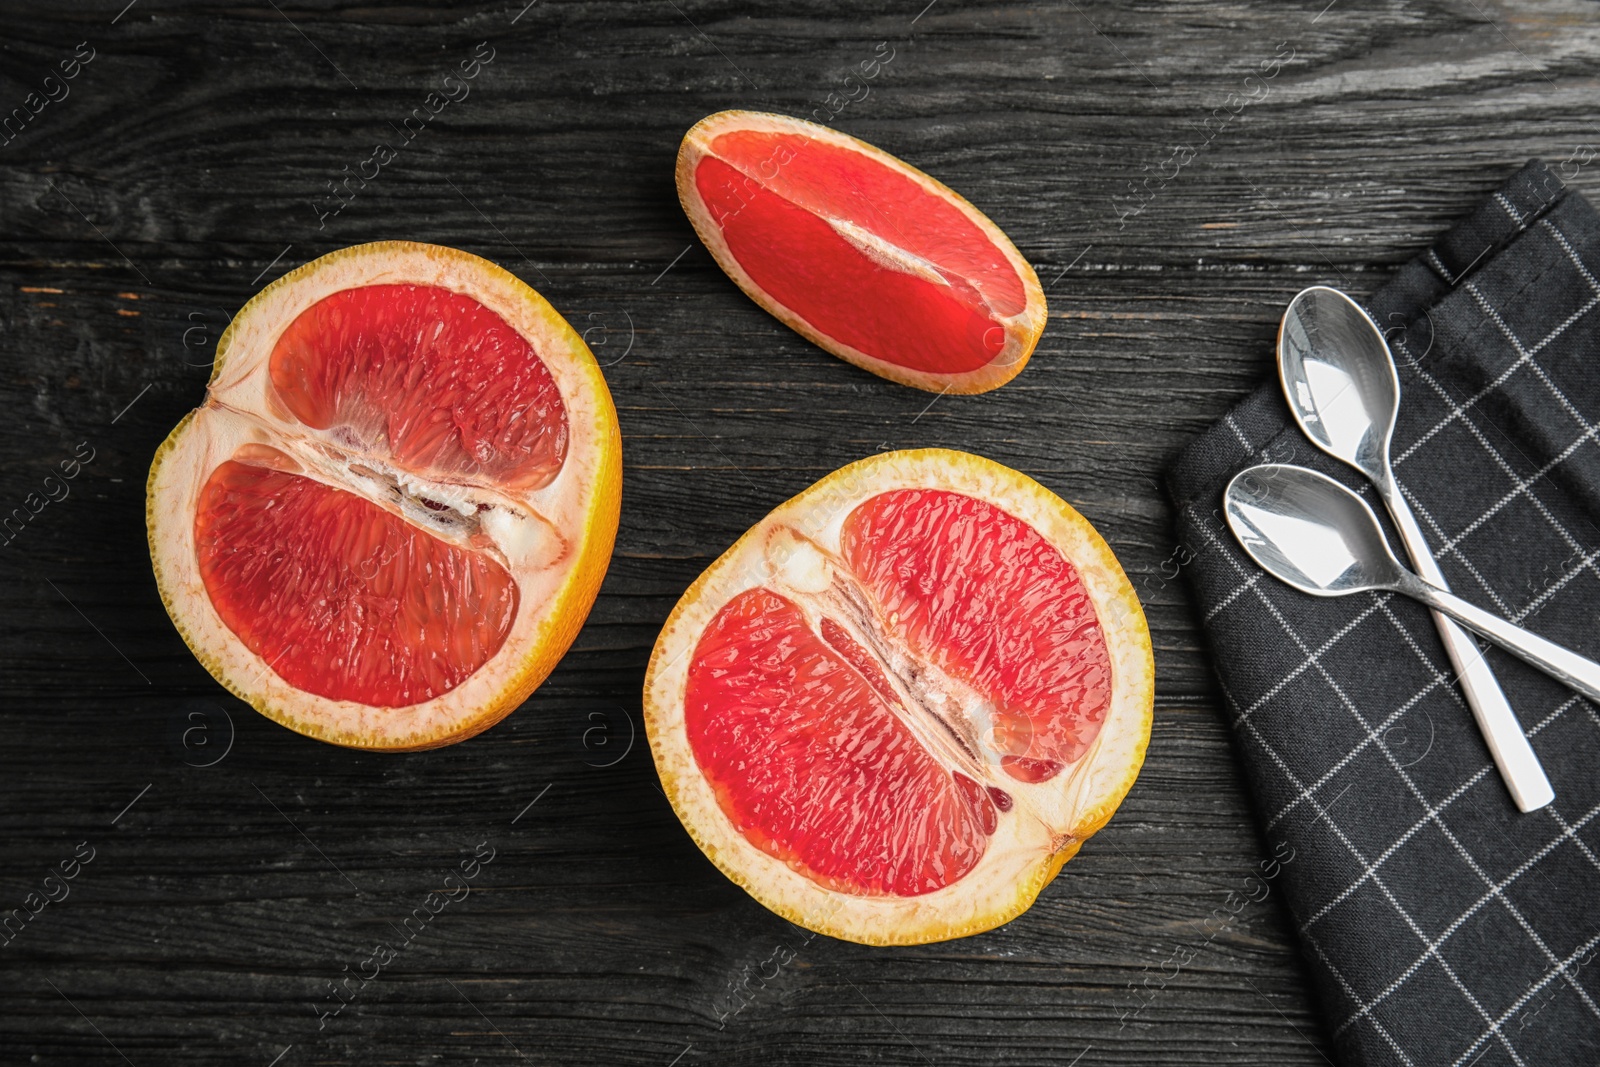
<box><xmin>148</xmin><ymin>242</ymin><xmax>621</xmax><ymax>749</ymax></box>
<box><xmin>644</xmin><ymin>450</ymin><xmax>1152</xmax><ymax>944</ymax></box>
<box><xmin>676</xmin><ymin>111</ymin><xmax>1047</xmax><ymax>395</ymax></box>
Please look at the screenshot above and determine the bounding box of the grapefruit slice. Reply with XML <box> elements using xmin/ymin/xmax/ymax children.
<box><xmin>644</xmin><ymin>450</ymin><xmax>1152</xmax><ymax>944</ymax></box>
<box><xmin>676</xmin><ymin>111</ymin><xmax>1047</xmax><ymax>395</ymax></box>
<box><xmin>148</xmin><ymin>242</ymin><xmax>621</xmax><ymax>750</ymax></box>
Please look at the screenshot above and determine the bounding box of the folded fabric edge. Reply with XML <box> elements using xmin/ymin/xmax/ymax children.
<box><xmin>1163</xmin><ymin>158</ymin><xmax>1567</xmax><ymax>513</ymax></box>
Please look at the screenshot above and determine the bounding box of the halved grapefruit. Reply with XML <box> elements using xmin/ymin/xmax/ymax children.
<box><xmin>676</xmin><ymin>111</ymin><xmax>1047</xmax><ymax>394</ymax></box>
<box><xmin>644</xmin><ymin>450</ymin><xmax>1152</xmax><ymax>944</ymax></box>
<box><xmin>148</xmin><ymin>242</ymin><xmax>621</xmax><ymax>750</ymax></box>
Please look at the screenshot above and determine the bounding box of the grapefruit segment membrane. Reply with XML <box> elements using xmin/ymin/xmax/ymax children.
<box><xmin>677</xmin><ymin>111</ymin><xmax>1048</xmax><ymax>394</ymax></box>
<box><xmin>268</xmin><ymin>283</ymin><xmax>569</xmax><ymax>489</ymax></box>
<box><xmin>148</xmin><ymin>242</ymin><xmax>622</xmax><ymax>750</ymax></box>
<box><xmin>194</xmin><ymin>459</ymin><xmax>519</xmax><ymax>709</ymax></box>
<box><xmin>840</xmin><ymin>488</ymin><xmax>1114</xmax><ymax>779</ymax></box>
<box><xmin>646</xmin><ymin>450</ymin><xmax>1154</xmax><ymax>944</ymax></box>
<box><xmin>685</xmin><ymin>587</ymin><xmax>989</xmax><ymax>898</ymax></box>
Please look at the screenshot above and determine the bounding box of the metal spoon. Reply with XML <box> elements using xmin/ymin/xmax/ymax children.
<box><xmin>1226</xmin><ymin>464</ymin><xmax>1600</xmax><ymax>711</ymax></box>
<box><xmin>1277</xmin><ymin>286</ymin><xmax>1554</xmax><ymax>812</ymax></box>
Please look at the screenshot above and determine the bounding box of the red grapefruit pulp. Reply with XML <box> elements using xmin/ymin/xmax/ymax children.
<box><xmin>646</xmin><ymin>451</ymin><xmax>1153</xmax><ymax>944</ymax></box>
<box><xmin>194</xmin><ymin>458</ymin><xmax>519</xmax><ymax>709</ymax></box>
<box><xmin>268</xmin><ymin>283</ymin><xmax>570</xmax><ymax>489</ymax></box>
<box><xmin>677</xmin><ymin>111</ymin><xmax>1047</xmax><ymax>394</ymax></box>
<box><xmin>149</xmin><ymin>243</ymin><xmax>621</xmax><ymax>749</ymax></box>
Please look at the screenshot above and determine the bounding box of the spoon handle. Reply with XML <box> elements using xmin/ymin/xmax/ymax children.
<box><xmin>1383</xmin><ymin>486</ymin><xmax>1553</xmax><ymax>812</ymax></box>
<box><xmin>1406</xmin><ymin>578</ymin><xmax>1600</xmax><ymax>707</ymax></box>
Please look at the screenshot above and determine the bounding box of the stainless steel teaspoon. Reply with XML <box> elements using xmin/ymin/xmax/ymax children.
<box><xmin>1226</xmin><ymin>464</ymin><xmax>1600</xmax><ymax>713</ymax></box>
<box><xmin>1277</xmin><ymin>286</ymin><xmax>1553</xmax><ymax>811</ymax></box>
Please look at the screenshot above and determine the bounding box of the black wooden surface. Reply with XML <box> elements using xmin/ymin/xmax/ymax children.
<box><xmin>3</xmin><ymin>1</ymin><xmax>1598</xmax><ymax>1063</ymax></box>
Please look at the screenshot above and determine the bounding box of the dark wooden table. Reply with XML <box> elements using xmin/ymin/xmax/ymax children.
<box><xmin>3</xmin><ymin>1</ymin><xmax>1597</xmax><ymax>1063</ymax></box>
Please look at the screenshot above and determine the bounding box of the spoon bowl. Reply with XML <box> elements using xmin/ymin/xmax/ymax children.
<box><xmin>1224</xmin><ymin>463</ymin><xmax>1600</xmax><ymax>710</ymax></box>
<box><xmin>1224</xmin><ymin>464</ymin><xmax>1404</xmax><ymax>596</ymax></box>
<box><xmin>1278</xmin><ymin>286</ymin><xmax>1399</xmax><ymax>486</ymax></box>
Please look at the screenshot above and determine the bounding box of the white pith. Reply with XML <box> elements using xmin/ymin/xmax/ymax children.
<box><xmin>676</xmin><ymin>110</ymin><xmax>1049</xmax><ymax>395</ymax></box>
<box><xmin>827</xmin><ymin>218</ymin><xmax>953</xmax><ymax>290</ymax></box>
<box><xmin>149</xmin><ymin>243</ymin><xmax>617</xmax><ymax>748</ymax></box>
<box><xmin>644</xmin><ymin>450</ymin><xmax>1154</xmax><ymax>945</ymax></box>
<box><xmin>757</xmin><ymin>527</ymin><xmax>1003</xmax><ymax>783</ymax></box>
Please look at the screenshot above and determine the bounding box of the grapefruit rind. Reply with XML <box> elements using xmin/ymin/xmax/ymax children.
<box><xmin>676</xmin><ymin>111</ymin><xmax>1048</xmax><ymax>395</ymax></box>
<box><xmin>643</xmin><ymin>449</ymin><xmax>1153</xmax><ymax>945</ymax></box>
<box><xmin>148</xmin><ymin>242</ymin><xmax>622</xmax><ymax>750</ymax></box>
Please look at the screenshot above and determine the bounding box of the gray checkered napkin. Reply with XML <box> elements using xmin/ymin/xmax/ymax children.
<box><xmin>1165</xmin><ymin>159</ymin><xmax>1600</xmax><ymax>1066</ymax></box>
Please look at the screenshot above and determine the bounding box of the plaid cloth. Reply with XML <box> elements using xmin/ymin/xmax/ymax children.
<box><xmin>1165</xmin><ymin>159</ymin><xmax>1600</xmax><ymax>1066</ymax></box>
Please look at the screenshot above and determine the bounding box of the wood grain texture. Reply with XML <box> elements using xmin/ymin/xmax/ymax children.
<box><xmin>2</xmin><ymin>0</ymin><xmax>1598</xmax><ymax>1063</ymax></box>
